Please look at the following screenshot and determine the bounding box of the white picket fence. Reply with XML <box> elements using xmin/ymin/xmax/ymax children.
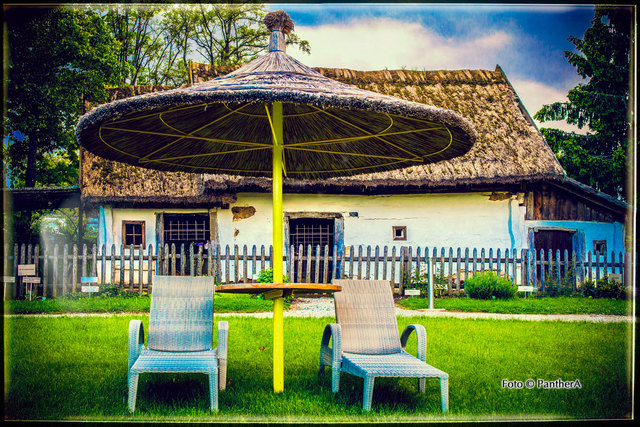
<box><xmin>2</xmin><ymin>243</ymin><xmax>633</xmax><ymax>299</ymax></box>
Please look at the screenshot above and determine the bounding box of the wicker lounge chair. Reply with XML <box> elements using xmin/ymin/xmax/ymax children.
<box><xmin>128</xmin><ymin>275</ymin><xmax>228</xmax><ymax>412</ymax></box>
<box><xmin>319</xmin><ymin>279</ymin><xmax>448</xmax><ymax>412</ymax></box>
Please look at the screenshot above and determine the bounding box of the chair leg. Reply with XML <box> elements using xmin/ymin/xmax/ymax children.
<box><xmin>362</xmin><ymin>375</ymin><xmax>375</xmax><ymax>411</ymax></box>
<box><xmin>128</xmin><ymin>372</ymin><xmax>139</xmax><ymax>413</ymax></box>
<box><xmin>209</xmin><ymin>370</ymin><xmax>219</xmax><ymax>412</ymax></box>
<box><xmin>331</xmin><ymin>367</ymin><xmax>340</xmax><ymax>393</ymax></box>
<box><xmin>218</xmin><ymin>359</ymin><xmax>227</xmax><ymax>391</ymax></box>
<box><xmin>440</xmin><ymin>376</ymin><xmax>449</xmax><ymax>413</ymax></box>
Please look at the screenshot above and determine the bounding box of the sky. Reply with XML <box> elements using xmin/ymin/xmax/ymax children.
<box><xmin>267</xmin><ymin>3</ymin><xmax>597</xmax><ymax>133</ymax></box>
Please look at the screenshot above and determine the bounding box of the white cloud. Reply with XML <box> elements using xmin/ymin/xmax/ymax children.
<box><xmin>289</xmin><ymin>17</ymin><xmax>513</xmax><ymax>71</ymax></box>
<box><xmin>288</xmin><ymin>16</ymin><xmax>585</xmax><ymax>135</ymax></box>
<box><xmin>511</xmin><ymin>79</ymin><xmax>586</xmax><ymax>134</ymax></box>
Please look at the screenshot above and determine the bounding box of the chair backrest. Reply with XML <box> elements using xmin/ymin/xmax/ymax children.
<box><xmin>333</xmin><ymin>279</ymin><xmax>401</xmax><ymax>354</ymax></box>
<box><xmin>148</xmin><ymin>275</ymin><xmax>214</xmax><ymax>352</ymax></box>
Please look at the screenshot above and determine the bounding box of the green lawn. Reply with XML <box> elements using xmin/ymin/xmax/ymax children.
<box><xmin>5</xmin><ymin>293</ymin><xmax>279</xmax><ymax>315</ymax></box>
<box><xmin>3</xmin><ymin>315</ymin><xmax>632</xmax><ymax>421</ymax></box>
<box><xmin>397</xmin><ymin>295</ymin><xmax>631</xmax><ymax>316</ymax></box>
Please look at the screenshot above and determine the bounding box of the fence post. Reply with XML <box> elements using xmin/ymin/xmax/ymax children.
<box><xmin>148</xmin><ymin>244</ymin><xmax>153</xmax><ymax>288</ymax></box>
<box><xmin>306</xmin><ymin>244</ymin><xmax>313</xmax><ymax>283</ymax></box>
<box><xmin>399</xmin><ymin>246</ymin><xmax>406</xmax><ymax>294</ymax></box>
<box><xmin>225</xmin><ymin>245</ymin><xmax>231</xmax><ymax>283</ymax></box>
<box><xmin>242</xmin><ymin>245</ymin><xmax>248</xmax><ymax>284</ymax></box>
<box><xmin>208</xmin><ymin>243</ymin><xmax>214</xmax><ymax>279</ymax></box>
<box><xmin>464</xmin><ymin>247</ymin><xmax>470</xmax><ymax>285</ymax></box>
<box><xmin>323</xmin><ymin>244</ymin><xmax>330</xmax><ymax>284</ymax></box>
<box><xmin>496</xmin><ymin>248</ymin><xmax>501</xmax><ymax>277</ymax></box>
<box><xmin>52</xmin><ymin>245</ymin><xmax>59</xmax><ymax>298</ymax></box>
<box><xmin>189</xmin><ymin>244</ymin><xmax>195</xmax><ymax>277</ymax></box>
<box><xmin>374</xmin><ymin>246</ymin><xmax>380</xmax><ymax>281</ymax></box>
<box><xmin>456</xmin><ymin>247</ymin><xmax>461</xmax><ymax>295</ymax></box>
<box><xmin>251</xmin><ymin>245</ymin><xmax>257</xmax><ymax>281</ymax></box>
<box><xmin>128</xmin><ymin>245</ymin><xmax>134</xmax><ymax>290</ymax></box>
<box><xmin>137</xmin><ymin>245</ymin><xmax>144</xmax><ymax>293</ymax></box>
<box><xmin>356</xmin><ymin>245</ymin><xmax>363</xmax><ymax>280</ymax></box>
<box><xmin>382</xmin><ymin>246</ymin><xmax>389</xmax><ymax>281</ymax></box>
<box><xmin>539</xmin><ymin>249</ymin><xmax>545</xmax><ymax>293</ymax></box>
<box><xmin>428</xmin><ymin>252</ymin><xmax>434</xmax><ymax>309</ymax></box>
<box><xmin>233</xmin><ymin>244</ymin><xmax>239</xmax><ymax>282</ymax></box>
<box><xmin>41</xmin><ymin>246</ymin><xmax>48</xmax><ymax>299</ymax></box>
<box><xmin>390</xmin><ymin>246</ymin><xmax>397</xmax><ymax>289</ymax></box>
<box><xmin>332</xmin><ymin>244</ymin><xmax>338</xmax><ymax>281</ymax></box>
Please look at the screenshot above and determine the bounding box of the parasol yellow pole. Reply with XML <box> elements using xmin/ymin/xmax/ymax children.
<box><xmin>271</xmin><ymin>101</ymin><xmax>285</xmax><ymax>393</ymax></box>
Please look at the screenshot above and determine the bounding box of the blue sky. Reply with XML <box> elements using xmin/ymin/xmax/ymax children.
<box><xmin>268</xmin><ymin>3</ymin><xmax>597</xmax><ymax>132</ymax></box>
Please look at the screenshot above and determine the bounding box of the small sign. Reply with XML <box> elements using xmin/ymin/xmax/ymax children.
<box><xmin>2</xmin><ymin>276</ymin><xmax>15</xmax><ymax>283</ymax></box>
<box><xmin>608</xmin><ymin>274</ymin><xmax>622</xmax><ymax>284</ymax></box>
<box><xmin>81</xmin><ymin>286</ymin><xmax>100</xmax><ymax>293</ymax></box>
<box><xmin>22</xmin><ymin>276</ymin><xmax>41</xmax><ymax>284</ymax></box>
<box><xmin>81</xmin><ymin>276</ymin><xmax>99</xmax><ymax>284</ymax></box>
<box><xmin>18</xmin><ymin>264</ymin><xmax>36</xmax><ymax>276</ymax></box>
<box><xmin>404</xmin><ymin>289</ymin><xmax>421</xmax><ymax>296</ymax></box>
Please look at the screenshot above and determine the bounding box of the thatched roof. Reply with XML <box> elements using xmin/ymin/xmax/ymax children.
<box><xmin>81</xmin><ymin>63</ymin><xmax>565</xmax><ymax>201</ymax></box>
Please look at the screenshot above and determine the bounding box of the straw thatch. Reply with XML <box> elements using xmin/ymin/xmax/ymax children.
<box><xmin>81</xmin><ymin>63</ymin><xmax>564</xmax><ymax>200</ymax></box>
<box><xmin>77</xmin><ymin>30</ymin><xmax>477</xmax><ymax>180</ymax></box>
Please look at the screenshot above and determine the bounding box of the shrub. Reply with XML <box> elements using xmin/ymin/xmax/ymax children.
<box><xmin>580</xmin><ymin>276</ymin><xmax>626</xmax><ymax>300</ymax></box>
<box><xmin>580</xmin><ymin>280</ymin><xmax>597</xmax><ymax>298</ymax></box>
<box><xmin>256</xmin><ymin>268</ymin><xmax>289</xmax><ymax>283</ymax></box>
<box><xmin>595</xmin><ymin>276</ymin><xmax>626</xmax><ymax>300</ymax></box>
<box><xmin>465</xmin><ymin>271</ymin><xmax>517</xmax><ymax>300</ymax></box>
<box><xmin>403</xmin><ymin>266</ymin><xmax>447</xmax><ymax>298</ymax></box>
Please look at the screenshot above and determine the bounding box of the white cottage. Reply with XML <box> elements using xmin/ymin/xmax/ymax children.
<box><xmin>80</xmin><ymin>64</ymin><xmax>629</xmax><ymax>274</ymax></box>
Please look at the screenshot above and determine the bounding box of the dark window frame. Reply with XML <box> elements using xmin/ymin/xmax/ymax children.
<box><xmin>123</xmin><ymin>221</ymin><xmax>145</xmax><ymax>248</ymax></box>
<box><xmin>593</xmin><ymin>240</ymin><xmax>607</xmax><ymax>255</ymax></box>
<box><xmin>392</xmin><ymin>226</ymin><xmax>407</xmax><ymax>241</ymax></box>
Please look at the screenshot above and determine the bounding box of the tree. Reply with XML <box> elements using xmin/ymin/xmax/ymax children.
<box><xmin>4</xmin><ymin>6</ymin><xmax>123</xmax><ymax>242</ymax></box>
<box><xmin>534</xmin><ymin>7</ymin><xmax>633</xmax><ymax>200</ymax></box>
<box><xmin>4</xmin><ymin>6</ymin><xmax>123</xmax><ymax>188</ymax></box>
<box><xmin>190</xmin><ymin>4</ymin><xmax>310</xmax><ymax>67</ymax></box>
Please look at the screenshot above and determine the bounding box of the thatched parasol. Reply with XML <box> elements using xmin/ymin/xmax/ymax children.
<box><xmin>76</xmin><ymin>10</ymin><xmax>476</xmax><ymax>393</ymax></box>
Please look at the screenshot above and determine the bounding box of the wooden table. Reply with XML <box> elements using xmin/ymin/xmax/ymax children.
<box><xmin>215</xmin><ymin>283</ymin><xmax>341</xmax><ymax>393</ymax></box>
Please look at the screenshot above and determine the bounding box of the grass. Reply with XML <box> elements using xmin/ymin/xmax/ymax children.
<box><xmin>5</xmin><ymin>293</ymin><xmax>282</xmax><ymax>315</ymax></box>
<box><xmin>397</xmin><ymin>295</ymin><xmax>631</xmax><ymax>316</ymax></box>
<box><xmin>3</xmin><ymin>315</ymin><xmax>632</xmax><ymax>421</ymax></box>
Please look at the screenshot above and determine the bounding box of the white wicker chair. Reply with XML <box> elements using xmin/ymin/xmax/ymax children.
<box><xmin>319</xmin><ymin>279</ymin><xmax>448</xmax><ymax>412</ymax></box>
<box><xmin>128</xmin><ymin>275</ymin><xmax>228</xmax><ymax>412</ymax></box>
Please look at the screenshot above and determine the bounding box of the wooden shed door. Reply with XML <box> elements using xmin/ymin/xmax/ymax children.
<box><xmin>533</xmin><ymin>229</ymin><xmax>574</xmax><ymax>260</ymax></box>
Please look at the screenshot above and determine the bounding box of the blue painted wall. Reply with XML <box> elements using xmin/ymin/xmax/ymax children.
<box><xmin>525</xmin><ymin>220</ymin><xmax>625</xmax><ymax>258</ymax></box>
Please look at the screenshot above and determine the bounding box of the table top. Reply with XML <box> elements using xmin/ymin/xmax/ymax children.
<box><xmin>215</xmin><ymin>283</ymin><xmax>341</xmax><ymax>295</ymax></box>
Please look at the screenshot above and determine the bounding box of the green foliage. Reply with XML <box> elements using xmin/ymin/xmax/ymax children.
<box><xmin>255</xmin><ymin>268</ymin><xmax>289</xmax><ymax>283</ymax></box>
<box><xmin>5</xmin><ymin>6</ymin><xmax>123</xmax><ymax>189</ymax></box>
<box><xmin>582</xmin><ymin>276</ymin><xmax>627</xmax><ymax>300</ymax></box>
<box><xmin>403</xmin><ymin>266</ymin><xmax>447</xmax><ymax>297</ymax></box>
<box><xmin>464</xmin><ymin>271</ymin><xmax>517</xmax><ymax>300</ymax></box>
<box><xmin>542</xmin><ymin>257</ymin><xmax>579</xmax><ymax>297</ymax></box>
<box><xmin>101</xmin><ymin>3</ymin><xmax>311</xmax><ymax>86</ymax></box>
<box><xmin>534</xmin><ymin>7</ymin><xmax>633</xmax><ymax>200</ymax></box>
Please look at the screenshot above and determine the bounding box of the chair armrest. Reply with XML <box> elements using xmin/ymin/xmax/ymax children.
<box><xmin>400</xmin><ymin>324</ymin><xmax>426</xmax><ymax>362</ymax></box>
<box><xmin>128</xmin><ymin>319</ymin><xmax>145</xmax><ymax>371</ymax></box>
<box><xmin>320</xmin><ymin>323</ymin><xmax>342</xmax><ymax>366</ymax></box>
<box><xmin>217</xmin><ymin>321</ymin><xmax>229</xmax><ymax>361</ymax></box>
